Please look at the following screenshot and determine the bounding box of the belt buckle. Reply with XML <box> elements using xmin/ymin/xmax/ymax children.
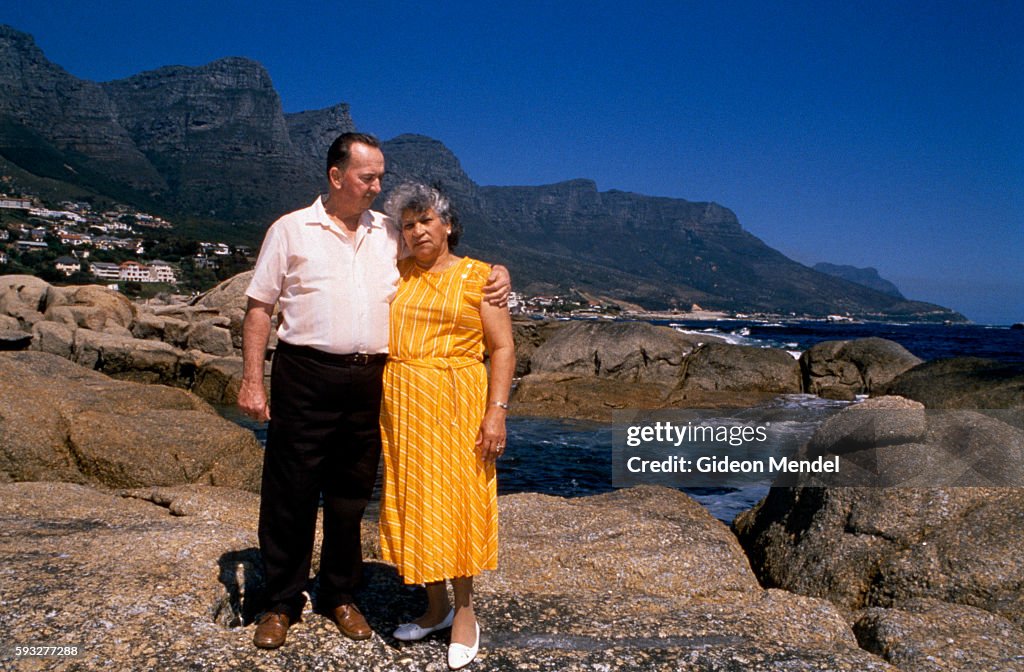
<box><xmin>352</xmin><ymin>353</ymin><xmax>370</xmax><ymax>365</ymax></box>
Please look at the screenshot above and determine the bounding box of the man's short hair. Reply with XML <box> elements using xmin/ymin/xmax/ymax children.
<box><xmin>326</xmin><ymin>132</ymin><xmax>381</xmax><ymax>177</ymax></box>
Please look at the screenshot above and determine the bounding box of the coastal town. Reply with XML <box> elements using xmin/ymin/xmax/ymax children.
<box><xmin>0</xmin><ymin>180</ymin><xmax>257</xmax><ymax>296</ymax></box>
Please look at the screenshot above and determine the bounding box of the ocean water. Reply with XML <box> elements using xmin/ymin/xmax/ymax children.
<box><xmin>661</xmin><ymin>319</ymin><xmax>1024</xmax><ymax>363</ymax></box>
<box><xmin>497</xmin><ymin>320</ymin><xmax>1023</xmax><ymax>522</ymax></box>
<box><xmin>230</xmin><ymin>321</ymin><xmax>1022</xmax><ymax>524</ymax></box>
<box><xmin>501</xmin><ymin>395</ymin><xmax>852</xmax><ymax>523</ymax></box>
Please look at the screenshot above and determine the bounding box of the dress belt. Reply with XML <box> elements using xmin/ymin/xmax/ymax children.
<box><xmin>388</xmin><ymin>356</ymin><xmax>482</xmax><ymax>424</ymax></box>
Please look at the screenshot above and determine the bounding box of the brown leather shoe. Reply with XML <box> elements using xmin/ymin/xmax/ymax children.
<box><xmin>331</xmin><ymin>603</ymin><xmax>372</xmax><ymax>640</ymax></box>
<box><xmin>253</xmin><ymin>612</ymin><xmax>291</xmax><ymax>649</ymax></box>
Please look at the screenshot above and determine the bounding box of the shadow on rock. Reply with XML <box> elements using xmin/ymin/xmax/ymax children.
<box><xmin>214</xmin><ymin>547</ymin><xmax>265</xmax><ymax>627</ymax></box>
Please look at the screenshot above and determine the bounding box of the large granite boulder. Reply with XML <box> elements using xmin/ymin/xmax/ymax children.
<box><xmin>800</xmin><ymin>337</ymin><xmax>923</xmax><ymax>400</ymax></box>
<box><xmin>787</xmin><ymin>395</ymin><xmax>1024</xmax><ymax>487</ymax></box>
<box><xmin>492</xmin><ymin>486</ymin><xmax>759</xmax><ymax>598</ymax></box>
<box><xmin>191</xmin><ymin>355</ymin><xmax>245</xmax><ymax>406</ymax></box>
<box><xmin>667</xmin><ymin>342</ymin><xmax>802</xmax><ymax>405</ymax></box>
<box><xmin>736</xmin><ymin>485</ymin><xmax>1024</xmax><ymax>620</ymax></box>
<box><xmin>194</xmin><ymin>270</ymin><xmax>254</xmax><ymax>349</ymax></box>
<box><xmin>193</xmin><ymin>269</ymin><xmax>254</xmax><ymax>314</ymax></box>
<box><xmin>44</xmin><ymin>283</ymin><xmax>136</xmax><ymax>331</ymax></box>
<box><xmin>131</xmin><ymin>311</ymin><xmax>191</xmax><ymax>347</ymax></box>
<box><xmin>0</xmin><ymin>351</ymin><xmax>262</xmax><ymax>491</ymax></box>
<box><xmin>72</xmin><ymin>328</ymin><xmax>195</xmax><ymax>387</ymax></box>
<box><xmin>186</xmin><ymin>317</ymin><xmax>235</xmax><ymax>356</ymax></box>
<box><xmin>512</xmin><ymin>320</ymin><xmax>720</xmax><ymax>420</ymax></box>
<box><xmin>512</xmin><ymin>372</ymin><xmax>671</xmax><ymax>421</ymax></box>
<box><xmin>0</xmin><ymin>483</ymin><xmax>897</xmax><ymax>671</ymax></box>
<box><xmin>880</xmin><ymin>357</ymin><xmax>1024</xmax><ymax>410</ymax></box>
<box><xmin>528</xmin><ymin>320</ymin><xmax>699</xmax><ymax>383</ymax></box>
<box><xmin>31</xmin><ymin>320</ymin><xmax>76</xmax><ymax>358</ymax></box>
<box><xmin>511</xmin><ymin>318</ymin><xmax>561</xmax><ymax>376</ymax></box>
<box><xmin>0</xmin><ymin>274</ymin><xmax>51</xmax><ymax>327</ymax></box>
<box><xmin>853</xmin><ymin>599</ymin><xmax>1024</xmax><ymax>671</ymax></box>
<box><xmin>735</xmin><ymin>395</ymin><xmax>1024</xmax><ymax>630</ymax></box>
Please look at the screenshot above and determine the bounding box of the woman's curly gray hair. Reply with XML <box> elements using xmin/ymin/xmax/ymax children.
<box><xmin>384</xmin><ymin>182</ymin><xmax>463</xmax><ymax>248</ymax></box>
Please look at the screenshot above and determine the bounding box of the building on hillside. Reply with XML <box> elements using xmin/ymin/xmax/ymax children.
<box><xmin>507</xmin><ymin>291</ymin><xmax>523</xmax><ymax>314</ymax></box>
<box><xmin>0</xmin><ymin>251</ymin><xmax>8</xmax><ymax>265</ymax></box>
<box><xmin>15</xmin><ymin>240</ymin><xmax>48</xmax><ymax>252</ymax></box>
<box><xmin>89</xmin><ymin>262</ymin><xmax>121</xmax><ymax>280</ymax></box>
<box><xmin>148</xmin><ymin>260</ymin><xmax>179</xmax><ymax>283</ymax></box>
<box><xmin>119</xmin><ymin>261</ymin><xmax>150</xmax><ymax>282</ymax></box>
<box><xmin>59</xmin><ymin>232</ymin><xmax>93</xmax><ymax>246</ymax></box>
<box><xmin>28</xmin><ymin>208</ymin><xmax>85</xmax><ymax>223</ymax></box>
<box><xmin>0</xmin><ymin>198</ymin><xmax>32</xmax><ymax>210</ymax></box>
<box><xmin>54</xmin><ymin>256</ymin><xmax>81</xmax><ymax>276</ymax></box>
<box><xmin>91</xmin><ymin>260</ymin><xmax>180</xmax><ymax>284</ymax></box>
<box><xmin>93</xmin><ymin>236</ymin><xmax>136</xmax><ymax>251</ymax></box>
<box><xmin>200</xmin><ymin>242</ymin><xmax>232</xmax><ymax>256</ymax></box>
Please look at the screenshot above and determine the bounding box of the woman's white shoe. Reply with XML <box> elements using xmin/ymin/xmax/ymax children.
<box><xmin>447</xmin><ymin>622</ymin><xmax>480</xmax><ymax>669</ymax></box>
<box><xmin>393</xmin><ymin>609</ymin><xmax>455</xmax><ymax>641</ymax></box>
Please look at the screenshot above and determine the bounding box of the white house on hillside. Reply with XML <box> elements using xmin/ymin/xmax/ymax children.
<box><xmin>90</xmin><ymin>260</ymin><xmax>180</xmax><ymax>284</ymax></box>
<box><xmin>54</xmin><ymin>256</ymin><xmax>81</xmax><ymax>276</ymax></box>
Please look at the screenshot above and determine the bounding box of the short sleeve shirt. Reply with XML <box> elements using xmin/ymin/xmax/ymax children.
<box><xmin>246</xmin><ymin>196</ymin><xmax>400</xmax><ymax>354</ymax></box>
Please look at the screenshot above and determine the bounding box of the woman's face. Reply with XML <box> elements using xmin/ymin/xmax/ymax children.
<box><xmin>400</xmin><ymin>207</ymin><xmax>450</xmax><ymax>265</ymax></box>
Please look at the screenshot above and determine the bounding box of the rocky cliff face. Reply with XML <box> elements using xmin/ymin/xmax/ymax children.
<box><xmin>376</xmin><ymin>136</ymin><xmax>958</xmax><ymax>318</ymax></box>
<box><xmin>0</xmin><ymin>24</ymin><xmax>961</xmax><ymax>320</ymax></box>
<box><xmin>284</xmin><ymin>103</ymin><xmax>356</xmax><ymax>179</ymax></box>
<box><xmin>101</xmin><ymin>57</ymin><xmax>325</xmax><ymax>220</ymax></box>
<box><xmin>0</xmin><ymin>25</ymin><xmax>355</xmax><ymax>222</ymax></box>
<box><xmin>0</xmin><ymin>26</ymin><xmax>165</xmax><ymax>193</ymax></box>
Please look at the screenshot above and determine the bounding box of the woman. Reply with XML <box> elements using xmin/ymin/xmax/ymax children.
<box><xmin>378</xmin><ymin>183</ymin><xmax>514</xmax><ymax>669</ymax></box>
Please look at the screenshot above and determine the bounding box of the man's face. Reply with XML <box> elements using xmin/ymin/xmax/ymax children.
<box><xmin>330</xmin><ymin>142</ymin><xmax>385</xmax><ymax>213</ymax></box>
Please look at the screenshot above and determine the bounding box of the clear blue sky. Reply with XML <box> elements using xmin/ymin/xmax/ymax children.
<box><xmin>3</xmin><ymin>1</ymin><xmax>1021</xmax><ymax>323</ymax></box>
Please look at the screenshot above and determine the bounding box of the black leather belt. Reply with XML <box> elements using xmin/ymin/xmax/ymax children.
<box><xmin>275</xmin><ymin>340</ymin><xmax>387</xmax><ymax>365</ymax></box>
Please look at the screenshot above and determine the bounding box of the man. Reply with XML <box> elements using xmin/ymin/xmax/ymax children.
<box><xmin>238</xmin><ymin>132</ymin><xmax>509</xmax><ymax>649</ymax></box>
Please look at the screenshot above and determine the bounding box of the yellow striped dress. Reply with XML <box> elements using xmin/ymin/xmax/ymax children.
<box><xmin>379</xmin><ymin>256</ymin><xmax>498</xmax><ymax>584</ymax></box>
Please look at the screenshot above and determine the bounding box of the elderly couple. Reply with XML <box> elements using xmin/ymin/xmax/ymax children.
<box><xmin>238</xmin><ymin>132</ymin><xmax>514</xmax><ymax>669</ymax></box>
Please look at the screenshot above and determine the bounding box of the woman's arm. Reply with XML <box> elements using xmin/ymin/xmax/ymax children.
<box><xmin>476</xmin><ymin>296</ymin><xmax>515</xmax><ymax>461</ymax></box>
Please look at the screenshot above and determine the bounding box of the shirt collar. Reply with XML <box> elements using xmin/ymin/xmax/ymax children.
<box><xmin>310</xmin><ymin>196</ymin><xmax>384</xmax><ymax>233</ymax></box>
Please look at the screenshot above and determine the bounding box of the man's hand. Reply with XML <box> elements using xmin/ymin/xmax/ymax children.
<box><xmin>482</xmin><ymin>264</ymin><xmax>511</xmax><ymax>307</ymax></box>
<box><xmin>238</xmin><ymin>378</ymin><xmax>271</xmax><ymax>422</ymax></box>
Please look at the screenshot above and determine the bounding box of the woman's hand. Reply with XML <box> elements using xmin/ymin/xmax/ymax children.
<box><xmin>475</xmin><ymin>406</ymin><xmax>507</xmax><ymax>462</ymax></box>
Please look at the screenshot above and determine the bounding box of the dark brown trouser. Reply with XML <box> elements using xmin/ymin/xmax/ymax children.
<box><xmin>258</xmin><ymin>342</ymin><xmax>384</xmax><ymax>620</ymax></box>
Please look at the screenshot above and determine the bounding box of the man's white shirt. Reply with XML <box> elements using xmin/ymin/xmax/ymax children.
<box><xmin>246</xmin><ymin>196</ymin><xmax>400</xmax><ymax>354</ymax></box>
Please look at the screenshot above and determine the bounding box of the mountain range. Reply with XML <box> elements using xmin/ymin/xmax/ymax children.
<box><xmin>0</xmin><ymin>25</ymin><xmax>961</xmax><ymax>321</ymax></box>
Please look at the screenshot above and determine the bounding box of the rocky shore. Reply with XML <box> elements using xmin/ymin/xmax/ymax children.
<box><xmin>1</xmin><ymin>273</ymin><xmax>1022</xmax><ymax>670</ymax></box>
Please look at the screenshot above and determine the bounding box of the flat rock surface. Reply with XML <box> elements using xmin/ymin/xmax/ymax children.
<box><xmin>0</xmin><ymin>483</ymin><xmax>895</xmax><ymax>671</ymax></box>
<box><xmin>0</xmin><ymin>351</ymin><xmax>262</xmax><ymax>490</ymax></box>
